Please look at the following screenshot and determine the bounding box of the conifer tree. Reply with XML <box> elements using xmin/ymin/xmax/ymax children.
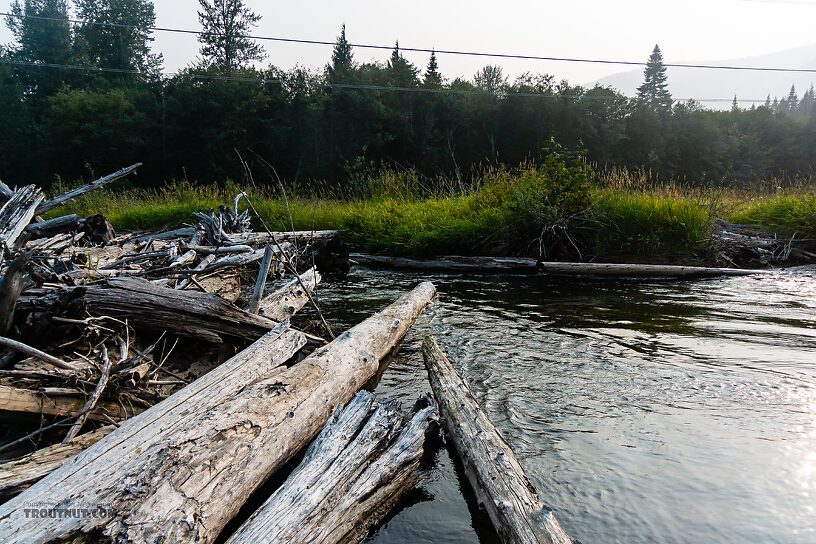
<box><xmin>327</xmin><ymin>24</ymin><xmax>354</xmax><ymax>83</ymax></box>
<box><xmin>387</xmin><ymin>41</ymin><xmax>418</xmax><ymax>87</ymax></box>
<box><xmin>637</xmin><ymin>45</ymin><xmax>672</xmax><ymax>113</ymax></box>
<box><xmin>731</xmin><ymin>95</ymin><xmax>739</xmax><ymax>112</ymax></box>
<box><xmin>787</xmin><ymin>85</ymin><xmax>799</xmax><ymax>110</ymax></box>
<box><xmin>197</xmin><ymin>0</ymin><xmax>264</xmax><ymax>73</ymax></box>
<box><xmin>423</xmin><ymin>49</ymin><xmax>441</xmax><ymax>86</ymax></box>
<box><xmin>73</xmin><ymin>0</ymin><xmax>162</xmax><ymax>76</ymax></box>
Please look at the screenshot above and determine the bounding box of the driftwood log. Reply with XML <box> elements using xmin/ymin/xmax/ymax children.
<box><xmin>226</xmin><ymin>391</ymin><xmax>439</xmax><ymax>544</ymax></box>
<box><xmin>20</xmin><ymin>277</ymin><xmax>283</xmax><ymax>343</ymax></box>
<box><xmin>0</xmin><ymin>185</ymin><xmax>44</xmax><ymax>251</ymax></box>
<box><xmin>353</xmin><ymin>253</ymin><xmax>766</xmax><ymax>278</ymax></box>
<box><xmin>0</xmin><ymin>384</ymin><xmax>138</xmax><ymax>420</ymax></box>
<box><xmin>422</xmin><ymin>336</ymin><xmax>574</xmax><ymax>544</ymax></box>
<box><xmin>0</xmin><ymin>282</ymin><xmax>435</xmax><ymax>544</ymax></box>
<box><xmin>0</xmin><ymin>426</ymin><xmax>114</xmax><ymax>500</ymax></box>
<box><xmin>258</xmin><ymin>266</ymin><xmax>321</xmax><ymax>321</ymax></box>
<box><xmin>0</xmin><ymin>255</ymin><xmax>29</xmax><ymax>335</ymax></box>
<box><xmin>34</xmin><ymin>164</ymin><xmax>141</xmax><ymax>215</ymax></box>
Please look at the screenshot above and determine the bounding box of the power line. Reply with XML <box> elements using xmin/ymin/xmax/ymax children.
<box><xmin>3</xmin><ymin>11</ymin><xmax>816</xmax><ymax>74</ymax></box>
<box><xmin>0</xmin><ymin>58</ymin><xmax>775</xmax><ymax>103</ymax></box>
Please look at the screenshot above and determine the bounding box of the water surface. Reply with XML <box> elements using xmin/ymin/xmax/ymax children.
<box><xmin>313</xmin><ymin>268</ymin><xmax>816</xmax><ymax>544</ymax></box>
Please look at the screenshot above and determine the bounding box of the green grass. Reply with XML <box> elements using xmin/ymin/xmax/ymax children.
<box><xmin>48</xmin><ymin>172</ymin><xmax>816</xmax><ymax>261</ymax></box>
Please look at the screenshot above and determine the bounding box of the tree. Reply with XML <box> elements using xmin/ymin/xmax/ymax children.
<box><xmin>5</xmin><ymin>0</ymin><xmax>73</xmax><ymax>95</ymax></box>
<box><xmin>423</xmin><ymin>49</ymin><xmax>441</xmax><ymax>87</ymax></box>
<box><xmin>474</xmin><ymin>65</ymin><xmax>506</xmax><ymax>94</ymax></box>
<box><xmin>387</xmin><ymin>41</ymin><xmax>419</xmax><ymax>87</ymax></box>
<box><xmin>327</xmin><ymin>24</ymin><xmax>354</xmax><ymax>83</ymax></box>
<box><xmin>637</xmin><ymin>45</ymin><xmax>672</xmax><ymax>113</ymax></box>
<box><xmin>73</xmin><ymin>0</ymin><xmax>162</xmax><ymax>77</ymax></box>
<box><xmin>197</xmin><ymin>0</ymin><xmax>264</xmax><ymax>73</ymax></box>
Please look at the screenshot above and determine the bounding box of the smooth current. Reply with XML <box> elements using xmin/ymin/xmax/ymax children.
<box><xmin>313</xmin><ymin>267</ymin><xmax>816</xmax><ymax>544</ymax></box>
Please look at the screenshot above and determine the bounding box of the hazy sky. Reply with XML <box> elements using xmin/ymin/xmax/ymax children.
<box><xmin>1</xmin><ymin>0</ymin><xmax>815</xmax><ymax>91</ymax></box>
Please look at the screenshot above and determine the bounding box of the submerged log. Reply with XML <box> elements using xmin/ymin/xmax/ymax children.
<box><xmin>0</xmin><ymin>283</ymin><xmax>435</xmax><ymax>544</ymax></box>
<box><xmin>0</xmin><ymin>426</ymin><xmax>114</xmax><ymax>500</ymax></box>
<box><xmin>422</xmin><ymin>336</ymin><xmax>574</xmax><ymax>544</ymax></box>
<box><xmin>0</xmin><ymin>185</ymin><xmax>44</xmax><ymax>251</ymax></box>
<box><xmin>353</xmin><ymin>253</ymin><xmax>767</xmax><ymax>278</ymax></box>
<box><xmin>227</xmin><ymin>391</ymin><xmax>438</xmax><ymax>544</ymax></box>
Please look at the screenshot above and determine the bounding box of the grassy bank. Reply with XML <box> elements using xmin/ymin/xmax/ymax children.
<box><xmin>49</xmin><ymin>164</ymin><xmax>816</xmax><ymax>261</ymax></box>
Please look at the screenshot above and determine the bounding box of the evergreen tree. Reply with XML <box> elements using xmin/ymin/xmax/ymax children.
<box><xmin>764</xmin><ymin>94</ymin><xmax>772</xmax><ymax>109</ymax></box>
<box><xmin>73</xmin><ymin>0</ymin><xmax>162</xmax><ymax>77</ymax></box>
<box><xmin>5</xmin><ymin>0</ymin><xmax>72</xmax><ymax>95</ymax></box>
<box><xmin>787</xmin><ymin>85</ymin><xmax>799</xmax><ymax>110</ymax></box>
<box><xmin>197</xmin><ymin>0</ymin><xmax>264</xmax><ymax>73</ymax></box>
<box><xmin>731</xmin><ymin>95</ymin><xmax>739</xmax><ymax>112</ymax></box>
<box><xmin>423</xmin><ymin>49</ymin><xmax>441</xmax><ymax>86</ymax></box>
<box><xmin>326</xmin><ymin>24</ymin><xmax>353</xmax><ymax>83</ymax></box>
<box><xmin>637</xmin><ymin>45</ymin><xmax>672</xmax><ymax>113</ymax></box>
<box><xmin>387</xmin><ymin>41</ymin><xmax>419</xmax><ymax>87</ymax></box>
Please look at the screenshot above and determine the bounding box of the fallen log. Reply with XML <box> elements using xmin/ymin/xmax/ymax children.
<box><xmin>0</xmin><ymin>255</ymin><xmax>29</xmax><ymax>335</ymax></box>
<box><xmin>23</xmin><ymin>214</ymin><xmax>80</xmax><ymax>240</ymax></box>
<box><xmin>353</xmin><ymin>253</ymin><xmax>767</xmax><ymax>278</ymax></box>
<box><xmin>21</xmin><ymin>277</ymin><xmax>282</xmax><ymax>343</ymax></box>
<box><xmin>0</xmin><ymin>185</ymin><xmax>44</xmax><ymax>251</ymax></box>
<box><xmin>0</xmin><ymin>283</ymin><xmax>434</xmax><ymax>544</ymax></box>
<box><xmin>258</xmin><ymin>267</ymin><xmax>321</xmax><ymax>321</ymax></box>
<box><xmin>35</xmin><ymin>164</ymin><xmax>141</xmax><ymax>215</ymax></box>
<box><xmin>0</xmin><ymin>384</ymin><xmax>138</xmax><ymax>420</ymax></box>
<box><xmin>422</xmin><ymin>336</ymin><xmax>574</xmax><ymax>544</ymax></box>
<box><xmin>0</xmin><ymin>426</ymin><xmax>114</xmax><ymax>500</ymax></box>
<box><xmin>228</xmin><ymin>229</ymin><xmax>340</xmax><ymax>247</ymax></box>
<box><xmin>226</xmin><ymin>391</ymin><xmax>439</xmax><ymax>544</ymax></box>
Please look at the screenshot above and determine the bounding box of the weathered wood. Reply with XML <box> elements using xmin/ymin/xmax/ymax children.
<box><xmin>0</xmin><ymin>283</ymin><xmax>434</xmax><ymax>543</ymax></box>
<box><xmin>354</xmin><ymin>253</ymin><xmax>767</xmax><ymax>278</ymax></box>
<box><xmin>21</xmin><ymin>277</ymin><xmax>282</xmax><ymax>343</ymax></box>
<box><xmin>0</xmin><ymin>426</ymin><xmax>114</xmax><ymax>500</ymax></box>
<box><xmin>0</xmin><ymin>180</ymin><xmax>13</xmax><ymax>202</ymax></box>
<box><xmin>35</xmin><ymin>164</ymin><xmax>141</xmax><ymax>215</ymax></box>
<box><xmin>0</xmin><ymin>337</ymin><xmax>78</xmax><ymax>372</ymax></box>
<box><xmin>248</xmin><ymin>245</ymin><xmax>275</xmax><ymax>314</ymax></box>
<box><xmin>0</xmin><ymin>185</ymin><xmax>44</xmax><ymax>251</ymax></box>
<box><xmin>226</xmin><ymin>391</ymin><xmax>438</xmax><ymax>544</ymax></box>
<box><xmin>230</xmin><ymin>230</ymin><xmax>340</xmax><ymax>247</ymax></box>
<box><xmin>23</xmin><ymin>215</ymin><xmax>80</xmax><ymax>240</ymax></box>
<box><xmin>61</xmin><ymin>346</ymin><xmax>112</xmax><ymax>444</ymax></box>
<box><xmin>258</xmin><ymin>267</ymin><xmax>321</xmax><ymax>321</ymax></box>
<box><xmin>0</xmin><ymin>255</ymin><xmax>29</xmax><ymax>335</ymax></box>
<box><xmin>422</xmin><ymin>336</ymin><xmax>574</xmax><ymax>544</ymax></box>
<box><xmin>0</xmin><ymin>384</ymin><xmax>138</xmax><ymax>420</ymax></box>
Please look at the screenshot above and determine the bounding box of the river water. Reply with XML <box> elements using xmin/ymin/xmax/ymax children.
<box><xmin>313</xmin><ymin>267</ymin><xmax>816</xmax><ymax>544</ymax></box>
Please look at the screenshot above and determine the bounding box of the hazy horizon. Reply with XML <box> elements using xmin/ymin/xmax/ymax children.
<box><xmin>1</xmin><ymin>0</ymin><xmax>816</xmax><ymax>101</ymax></box>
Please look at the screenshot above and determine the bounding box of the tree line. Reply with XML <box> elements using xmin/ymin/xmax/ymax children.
<box><xmin>1</xmin><ymin>0</ymin><xmax>815</xmax><ymax>190</ymax></box>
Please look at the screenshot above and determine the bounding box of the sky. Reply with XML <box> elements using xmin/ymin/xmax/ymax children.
<box><xmin>1</xmin><ymin>0</ymin><xmax>816</xmax><ymax>95</ymax></box>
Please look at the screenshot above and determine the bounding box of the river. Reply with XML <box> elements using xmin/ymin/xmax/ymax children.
<box><xmin>311</xmin><ymin>267</ymin><xmax>816</xmax><ymax>544</ymax></box>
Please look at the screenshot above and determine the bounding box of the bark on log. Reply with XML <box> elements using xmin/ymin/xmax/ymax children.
<box><xmin>422</xmin><ymin>336</ymin><xmax>574</xmax><ymax>544</ymax></box>
<box><xmin>353</xmin><ymin>253</ymin><xmax>767</xmax><ymax>277</ymax></box>
<box><xmin>0</xmin><ymin>185</ymin><xmax>44</xmax><ymax>251</ymax></box>
<box><xmin>35</xmin><ymin>164</ymin><xmax>141</xmax><ymax>215</ymax></box>
<box><xmin>0</xmin><ymin>282</ymin><xmax>434</xmax><ymax>544</ymax></box>
<box><xmin>0</xmin><ymin>255</ymin><xmax>29</xmax><ymax>335</ymax></box>
<box><xmin>23</xmin><ymin>215</ymin><xmax>80</xmax><ymax>240</ymax></box>
<box><xmin>21</xmin><ymin>277</ymin><xmax>282</xmax><ymax>343</ymax></box>
<box><xmin>258</xmin><ymin>267</ymin><xmax>321</xmax><ymax>321</ymax></box>
<box><xmin>226</xmin><ymin>391</ymin><xmax>439</xmax><ymax>544</ymax></box>
<box><xmin>0</xmin><ymin>426</ymin><xmax>114</xmax><ymax>500</ymax></box>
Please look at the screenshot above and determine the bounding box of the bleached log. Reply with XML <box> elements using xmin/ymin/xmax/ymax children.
<box><xmin>354</xmin><ymin>253</ymin><xmax>767</xmax><ymax>278</ymax></box>
<box><xmin>258</xmin><ymin>267</ymin><xmax>321</xmax><ymax>321</ymax></box>
<box><xmin>230</xmin><ymin>230</ymin><xmax>340</xmax><ymax>247</ymax></box>
<box><xmin>0</xmin><ymin>384</ymin><xmax>138</xmax><ymax>420</ymax></box>
<box><xmin>422</xmin><ymin>336</ymin><xmax>574</xmax><ymax>544</ymax></box>
<box><xmin>248</xmin><ymin>246</ymin><xmax>276</xmax><ymax>314</ymax></box>
<box><xmin>0</xmin><ymin>185</ymin><xmax>44</xmax><ymax>250</ymax></box>
<box><xmin>226</xmin><ymin>391</ymin><xmax>439</xmax><ymax>544</ymax></box>
<box><xmin>0</xmin><ymin>426</ymin><xmax>114</xmax><ymax>500</ymax></box>
<box><xmin>0</xmin><ymin>283</ymin><xmax>434</xmax><ymax>544</ymax></box>
<box><xmin>35</xmin><ymin>164</ymin><xmax>141</xmax><ymax>215</ymax></box>
<box><xmin>0</xmin><ymin>180</ymin><xmax>13</xmax><ymax>202</ymax></box>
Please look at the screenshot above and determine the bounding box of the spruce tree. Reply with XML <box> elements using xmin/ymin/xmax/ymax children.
<box><xmin>73</xmin><ymin>0</ymin><xmax>162</xmax><ymax>76</ymax></box>
<box><xmin>387</xmin><ymin>41</ymin><xmax>418</xmax><ymax>87</ymax></box>
<box><xmin>423</xmin><ymin>49</ymin><xmax>441</xmax><ymax>86</ymax></box>
<box><xmin>197</xmin><ymin>0</ymin><xmax>264</xmax><ymax>73</ymax></box>
<box><xmin>787</xmin><ymin>85</ymin><xmax>799</xmax><ymax>110</ymax></box>
<box><xmin>327</xmin><ymin>24</ymin><xmax>354</xmax><ymax>83</ymax></box>
<box><xmin>637</xmin><ymin>45</ymin><xmax>672</xmax><ymax>113</ymax></box>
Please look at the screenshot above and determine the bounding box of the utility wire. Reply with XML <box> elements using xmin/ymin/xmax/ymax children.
<box><xmin>0</xmin><ymin>59</ymin><xmax>776</xmax><ymax>103</ymax></box>
<box><xmin>2</xmin><ymin>11</ymin><xmax>816</xmax><ymax>74</ymax></box>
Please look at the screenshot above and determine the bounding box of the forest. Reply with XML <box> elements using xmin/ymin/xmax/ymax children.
<box><xmin>1</xmin><ymin>0</ymin><xmax>815</xmax><ymax>192</ymax></box>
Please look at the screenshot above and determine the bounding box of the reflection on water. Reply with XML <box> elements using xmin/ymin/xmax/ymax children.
<box><xmin>312</xmin><ymin>267</ymin><xmax>816</xmax><ymax>544</ymax></box>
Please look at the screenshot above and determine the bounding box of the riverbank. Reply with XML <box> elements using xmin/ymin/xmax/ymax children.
<box><xmin>47</xmin><ymin>169</ymin><xmax>816</xmax><ymax>265</ymax></box>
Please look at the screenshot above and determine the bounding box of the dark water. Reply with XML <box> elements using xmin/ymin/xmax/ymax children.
<box><xmin>314</xmin><ymin>267</ymin><xmax>816</xmax><ymax>544</ymax></box>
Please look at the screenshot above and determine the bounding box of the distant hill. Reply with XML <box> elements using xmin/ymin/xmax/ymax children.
<box><xmin>594</xmin><ymin>44</ymin><xmax>816</xmax><ymax>109</ymax></box>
